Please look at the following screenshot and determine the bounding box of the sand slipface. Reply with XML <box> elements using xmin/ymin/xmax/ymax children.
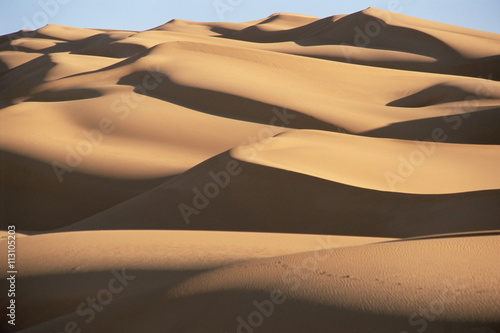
<box><xmin>1</xmin><ymin>7</ymin><xmax>500</xmax><ymax>332</ymax></box>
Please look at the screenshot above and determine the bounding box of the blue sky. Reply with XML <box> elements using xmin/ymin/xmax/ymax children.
<box><xmin>1</xmin><ymin>0</ymin><xmax>499</xmax><ymax>36</ymax></box>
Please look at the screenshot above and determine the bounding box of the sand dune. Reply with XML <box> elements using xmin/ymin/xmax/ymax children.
<box><xmin>60</xmin><ymin>139</ymin><xmax>500</xmax><ymax>238</ymax></box>
<box><xmin>0</xmin><ymin>230</ymin><xmax>392</xmax><ymax>330</ymax></box>
<box><xmin>233</xmin><ymin>130</ymin><xmax>500</xmax><ymax>194</ymax></box>
<box><xmin>1</xmin><ymin>7</ymin><xmax>499</xmax><ymax>332</ymax></box>
<box><xmin>12</xmin><ymin>232</ymin><xmax>500</xmax><ymax>332</ymax></box>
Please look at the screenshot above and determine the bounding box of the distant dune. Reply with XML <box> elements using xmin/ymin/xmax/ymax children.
<box><xmin>1</xmin><ymin>7</ymin><xmax>499</xmax><ymax>332</ymax></box>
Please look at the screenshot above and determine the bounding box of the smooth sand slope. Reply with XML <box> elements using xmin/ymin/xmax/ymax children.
<box><xmin>0</xmin><ymin>230</ymin><xmax>393</xmax><ymax>330</ymax></box>
<box><xmin>1</xmin><ymin>6</ymin><xmax>499</xmax><ymax>332</ymax></box>
<box><xmin>10</xmin><ymin>232</ymin><xmax>500</xmax><ymax>333</ymax></box>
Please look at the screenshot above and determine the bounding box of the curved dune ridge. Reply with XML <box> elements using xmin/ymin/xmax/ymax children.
<box><xmin>1</xmin><ymin>7</ymin><xmax>500</xmax><ymax>332</ymax></box>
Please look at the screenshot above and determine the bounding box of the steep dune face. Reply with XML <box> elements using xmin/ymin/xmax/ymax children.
<box><xmin>1</xmin><ymin>9</ymin><xmax>500</xmax><ymax>228</ymax></box>
<box><xmin>62</xmin><ymin>136</ymin><xmax>500</xmax><ymax>238</ymax></box>
<box><xmin>1</xmin><ymin>7</ymin><xmax>499</xmax><ymax>332</ymax></box>
<box><xmin>152</xmin><ymin>8</ymin><xmax>500</xmax><ymax>78</ymax></box>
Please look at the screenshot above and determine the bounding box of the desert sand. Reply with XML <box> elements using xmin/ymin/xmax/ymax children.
<box><xmin>0</xmin><ymin>7</ymin><xmax>499</xmax><ymax>332</ymax></box>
